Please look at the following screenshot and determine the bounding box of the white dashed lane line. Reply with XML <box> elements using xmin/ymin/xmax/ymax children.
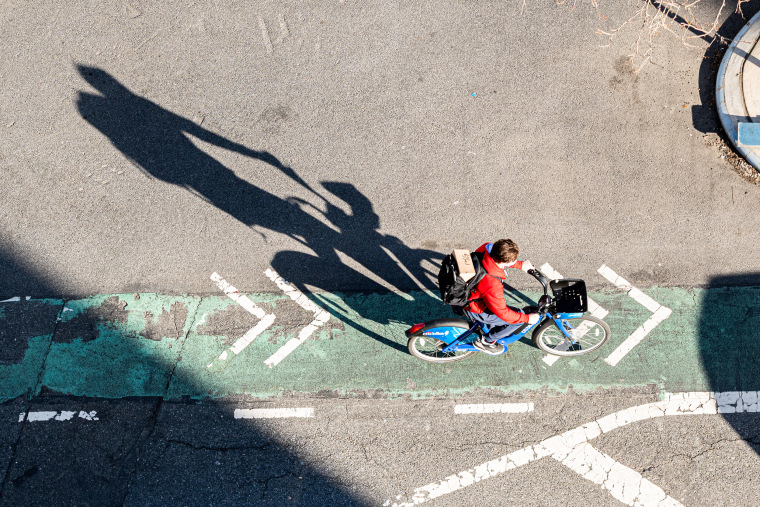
<box><xmin>19</xmin><ymin>411</ymin><xmax>99</xmax><ymax>422</ymax></box>
<box><xmin>454</xmin><ymin>403</ymin><xmax>534</xmax><ymax>414</ymax></box>
<box><xmin>234</xmin><ymin>408</ymin><xmax>315</xmax><ymax>419</ymax></box>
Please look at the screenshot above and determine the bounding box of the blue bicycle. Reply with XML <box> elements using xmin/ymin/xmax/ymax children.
<box><xmin>406</xmin><ymin>269</ymin><xmax>610</xmax><ymax>363</ymax></box>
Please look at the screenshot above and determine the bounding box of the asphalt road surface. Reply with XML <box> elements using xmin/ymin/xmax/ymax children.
<box><xmin>2</xmin><ymin>1</ymin><xmax>760</xmax><ymax>505</ymax></box>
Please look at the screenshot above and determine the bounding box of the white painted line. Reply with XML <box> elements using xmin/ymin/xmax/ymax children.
<box><xmin>540</xmin><ymin>264</ymin><xmax>609</xmax><ymax>366</ymax></box>
<box><xmin>454</xmin><ymin>403</ymin><xmax>534</xmax><ymax>414</ymax></box>
<box><xmin>234</xmin><ymin>407</ymin><xmax>314</xmax><ymax>419</ymax></box>
<box><xmin>558</xmin><ymin>442</ymin><xmax>680</xmax><ymax>506</ymax></box>
<box><xmin>19</xmin><ymin>411</ymin><xmax>99</xmax><ymax>422</ymax></box>
<box><xmin>604</xmin><ymin>306</ymin><xmax>672</xmax><ymax>367</ymax></box>
<box><xmin>263</xmin><ymin>315</ymin><xmax>328</xmax><ymax>368</ymax></box>
<box><xmin>386</xmin><ymin>391</ymin><xmax>756</xmax><ymax>507</ymax></box>
<box><xmin>265</xmin><ymin>268</ymin><xmax>326</xmax><ymax>316</ymax></box>
<box><xmin>1</xmin><ymin>297</ymin><xmax>20</xmax><ymax>303</ymax></box>
<box><xmin>598</xmin><ymin>265</ymin><xmax>662</xmax><ymax>313</ymax></box>
<box><xmin>385</xmin><ymin>444</ymin><xmax>546</xmax><ymax>506</ymax></box>
<box><xmin>210</xmin><ymin>272</ymin><xmax>267</xmax><ymax>319</ymax></box>
<box><xmin>207</xmin><ymin>314</ymin><xmax>275</xmax><ymax>369</ymax></box>
<box><xmin>264</xmin><ymin>269</ymin><xmax>331</xmax><ymax>368</ymax></box>
<box><xmin>419</xmin><ymin>258</ymin><xmax>441</xmax><ymax>286</ymax></box>
<box><xmin>229</xmin><ymin>314</ymin><xmax>277</xmax><ymax>355</ymax></box>
<box><xmin>598</xmin><ymin>265</ymin><xmax>672</xmax><ymax>367</ymax></box>
<box><xmin>78</xmin><ymin>411</ymin><xmax>99</xmax><ymax>420</ymax></box>
<box><xmin>208</xmin><ymin>273</ymin><xmax>276</xmax><ymax>370</ymax></box>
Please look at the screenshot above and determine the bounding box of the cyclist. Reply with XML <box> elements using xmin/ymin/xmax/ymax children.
<box><xmin>466</xmin><ymin>239</ymin><xmax>540</xmax><ymax>355</ymax></box>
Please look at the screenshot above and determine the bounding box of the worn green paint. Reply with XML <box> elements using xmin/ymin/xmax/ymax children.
<box><xmin>1</xmin><ymin>286</ymin><xmax>758</xmax><ymax>400</ymax></box>
<box><xmin>0</xmin><ymin>299</ymin><xmax>62</xmax><ymax>402</ymax></box>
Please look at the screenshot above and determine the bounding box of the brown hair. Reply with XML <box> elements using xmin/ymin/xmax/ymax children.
<box><xmin>491</xmin><ymin>239</ymin><xmax>519</xmax><ymax>264</ymax></box>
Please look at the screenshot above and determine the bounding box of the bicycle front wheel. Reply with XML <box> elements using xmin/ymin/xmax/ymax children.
<box><xmin>408</xmin><ymin>333</ymin><xmax>476</xmax><ymax>363</ymax></box>
<box><xmin>532</xmin><ymin>316</ymin><xmax>610</xmax><ymax>356</ymax></box>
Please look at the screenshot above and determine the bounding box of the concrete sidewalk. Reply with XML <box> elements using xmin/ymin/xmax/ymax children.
<box><xmin>717</xmin><ymin>10</ymin><xmax>760</xmax><ymax>172</ymax></box>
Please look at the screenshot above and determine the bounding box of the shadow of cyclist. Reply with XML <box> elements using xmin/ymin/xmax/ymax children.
<box><xmin>271</xmin><ymin>181</ymin><xmax>444</xmax><ymax>352</ymax></box>
<box><xmin>75</xmin><ymin>65</ymin><xmax>443</xmax><ymax>352</ymax></box>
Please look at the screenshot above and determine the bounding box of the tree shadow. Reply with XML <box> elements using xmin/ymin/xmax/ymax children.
<box><xmin>0</xmin><ymin>244</ymin><xmax>368</xmax><ymax>504</ymax></box>
<box><xmin>75</xmin><ymin>64</ymin><xmax>444</xmax><ymax>354</ymax></box>
<box><xmin>699</xmin><ymin>273</ymin><xmax>760</xmax><ymax>458</ymax></box>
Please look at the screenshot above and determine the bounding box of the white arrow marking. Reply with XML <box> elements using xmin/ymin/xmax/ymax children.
<box><xmin>210</xmin><ymin>272</ymin><xmax>267</xmax><ymax>319</ymax></box>
<box><xmin>264</xmin><ymin>269</ymin><xmax>330</xmax><ymax>368</ymax></box>
<box><xmin>385</xmin><ymin>390</ymin><xmax>760</xmax><ymax>507</ymax></box>
<box><xmin>1</xmin><ymin>297</ymin><xmax>21</xmax><ymax>303</ymax></box>
<box><xmin>539</xmin><ymin>264</ymin><xmax>609</xmax><ymax>366</ymax></box>
<box><xmin>597</xmin><ymin>265</ymin><xmax>672</xmax><ymax>366</ymax></box>
<box><xmin>207</xmin><ymin>272</ymin><xmax>276</xmax><ymax>369</ymax></box>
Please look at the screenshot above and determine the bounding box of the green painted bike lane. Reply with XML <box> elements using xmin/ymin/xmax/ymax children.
<box><xmin>1</xmin><ymin>285</ymin><xmax>759</xmax><ymax>401</ymax></box>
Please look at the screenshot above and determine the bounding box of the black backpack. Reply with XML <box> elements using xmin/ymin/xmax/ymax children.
<box><xmin>437</xmin><ymin>251</ymin><xmax>490</xmax><ymax>308</ymax></box>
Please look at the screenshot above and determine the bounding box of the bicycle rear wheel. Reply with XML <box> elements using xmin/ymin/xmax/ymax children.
<box><xmin>408</xmin><ymin>332</ymin><xmax>476</xmax><ymax>363</ymax></box>
<box><xmin>532</xmin><ymin>315</ymin><xmax>610</xmax><ymax>356</ymax></box>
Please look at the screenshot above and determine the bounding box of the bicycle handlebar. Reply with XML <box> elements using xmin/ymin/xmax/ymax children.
<box><xmin>527</xmin><ymin>269</ymin><xmax>549</xmax><ymax>289</ymax></box>
<box><xmin>527</xmin><ymin>269</ymin><xmax>551</xmax><ymax>314</ymax></box>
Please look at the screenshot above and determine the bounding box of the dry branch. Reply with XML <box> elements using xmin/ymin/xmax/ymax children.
<box><xmin>557</xmin><ymin>0</ymin><xmax>752</xmax><ymax>72</ymax></box>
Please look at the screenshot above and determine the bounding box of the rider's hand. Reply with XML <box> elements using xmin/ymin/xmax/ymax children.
<box><xmin>521</xmin><ymin>260</ymin><xmax>535</xmax><ymax>273</ymax></box>
<box><xmin>527</xmin><ymin>313</ymin><xmax>540</xmax><ymax>325</ymax></box>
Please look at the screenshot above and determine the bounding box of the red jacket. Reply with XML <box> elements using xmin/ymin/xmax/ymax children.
<box><xmin>466</xmin><ymin>243</ymin><xmax>528</xmax><ymax>324</ymax></box>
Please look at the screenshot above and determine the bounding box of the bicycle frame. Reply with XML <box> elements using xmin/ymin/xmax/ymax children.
<box><xmin>431</xmin><ymin>269</ymin><xmax>588</xmax><ymax>355</ymax></box>
<box><xmin>437</xmin><ymin>309</ymin><xmax>584</xmax><ymax>354</ymax></box>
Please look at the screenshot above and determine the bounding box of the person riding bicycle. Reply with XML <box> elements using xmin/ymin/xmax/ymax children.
<box><xmin>465</xmin><ymin>239</ymin><xmax>540</xmax><ymax>355</ymax></box>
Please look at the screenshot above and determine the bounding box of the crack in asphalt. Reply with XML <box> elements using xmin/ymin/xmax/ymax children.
<box><xmin>165</xmin><ymin>438</ymin><xmax>272</xmax><ymax>453</ymax></box>
<box><xmin>672</xmin><ymin>434</ymin><xmax>760</xmax><ymax>461</ymax></box>
<box><xmin>0</xmin><ymin>299</ymin><xmax>65</xmax><ymax>499</ymax></box>
<box><xmin>117</xmin><ymin>298</ymin><xmax>203</xmax><ymax>505</ymax></box>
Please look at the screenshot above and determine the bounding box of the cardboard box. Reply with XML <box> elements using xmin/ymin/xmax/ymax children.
<box><xmin>452</xmin><ymin>249</ymin><xmax>476</xmax><ymax>282</ymax></box>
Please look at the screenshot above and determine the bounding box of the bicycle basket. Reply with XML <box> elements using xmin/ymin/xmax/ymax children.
<box><xmin>550</xmin><ymin>279</ymin><xmax>588</xmax><ymax>313</ymax></box>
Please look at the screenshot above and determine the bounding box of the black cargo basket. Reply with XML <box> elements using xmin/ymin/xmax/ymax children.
<box><xmin>550</xmin><ymin>279</ymin><xmax>588</xmax><ymax>313</ymax></box>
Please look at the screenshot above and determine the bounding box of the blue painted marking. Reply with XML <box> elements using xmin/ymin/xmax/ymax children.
<box><xmin>738</xmin><ymin>122</ymin><xmax>760</xmax><ymax>146</ymax></box>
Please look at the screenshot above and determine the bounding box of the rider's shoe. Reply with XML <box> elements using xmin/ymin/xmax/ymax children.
<box><xmin>472</xmin><ymin>336</ymin><xmax>505</xmax><ymax>355</ymax></box>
